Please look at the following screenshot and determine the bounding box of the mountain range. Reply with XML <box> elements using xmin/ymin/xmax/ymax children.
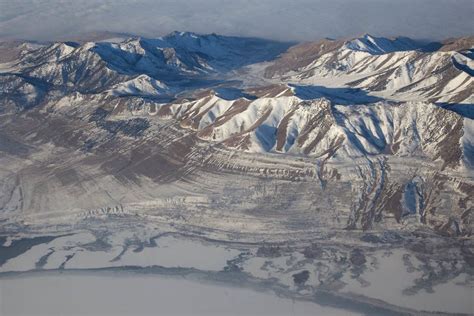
<box><xmin>0</xmin><ymin>31</ymin><xmax>473</xmax><ymax>236</ymax></box>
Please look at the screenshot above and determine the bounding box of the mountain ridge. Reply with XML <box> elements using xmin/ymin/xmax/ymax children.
<box><xmin>0</xmin><ymin>31</ymin><xmax>472</xmax><ymax>236</ymax></box>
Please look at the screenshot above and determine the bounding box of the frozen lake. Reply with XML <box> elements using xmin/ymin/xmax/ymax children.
<box><xmin>0</xmin><ymin>272</ymin><xmax>360</xmax><ymax>316</ymax></box>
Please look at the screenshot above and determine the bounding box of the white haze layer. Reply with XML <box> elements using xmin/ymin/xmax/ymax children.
<box><xmin>0</xmin><ymin>0</ymin><xmax>472</xmax><ymax>42</ymax></box>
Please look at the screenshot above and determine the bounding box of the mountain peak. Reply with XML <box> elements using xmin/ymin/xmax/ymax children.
<box><xmin>345</xmin><ymin>34</ymin><xmax>421</xmax><ymax>54</ymax></box>
<box><xmin>361</xmin><ymin>33</ymin><xmax>376</xmax><ymax>40</ymax></box>
<box><xmin>164</xmin><ymin>31</ymin><xmax>200</xmax><ymax>39</ymax></box>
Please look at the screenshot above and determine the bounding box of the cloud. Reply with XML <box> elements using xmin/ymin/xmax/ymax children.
<box><xmin>0</xmin><ymin>0</ymin><xmax>472</xmax><ymax>42</ymax></box>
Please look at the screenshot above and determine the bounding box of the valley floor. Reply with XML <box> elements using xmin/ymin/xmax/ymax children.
<box><xmin>0</xmin><ymin>222</ymin><xmax>472</xmax><ymax>316</ymax></box>
<box><xmin>0</xmin><ymin>110</ymin><xmax>472</xmax><ymax>315</ymax></box>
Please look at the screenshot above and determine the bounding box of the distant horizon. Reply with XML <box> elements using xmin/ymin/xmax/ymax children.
<box><xmin>0</xmin><ymin>0</ymin><xmax>472</xmax><ymax>43</ymax></box>
<box><xmin>0</xmin><ymin>29</ymin><xmax>471</xmax><ymax>45</ymax></box>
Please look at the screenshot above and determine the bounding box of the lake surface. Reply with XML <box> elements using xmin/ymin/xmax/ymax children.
<box><xmin>0</xmin><ymin>271</ymin><xmax>360</xmax><ymax>316</ymax></box>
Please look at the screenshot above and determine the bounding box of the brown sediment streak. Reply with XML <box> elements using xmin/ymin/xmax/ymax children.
<box><xmin>275</xmin><ymin>109</ymin><xmax>296</xmax><ymax>152</ymax></box>
<box><xmin>197</xmin><ymin>99</ymin><xmax>252</xmax><ymax>140</ymax></box>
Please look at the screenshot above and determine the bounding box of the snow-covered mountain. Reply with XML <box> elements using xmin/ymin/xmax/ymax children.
<box><xmin>0</xmin><ymin>32</ymin><xmax>290</xmax><ymax>96</ymax></box>
<box><xmin>156</xmin><ymin>85</ymin><xmax>470</xmax><ymax>170</ymax></box>
<box><xmin>264</xmin><ymin>35</ymin><xmax>473</xmax><ymax>105</ymax></box>
<box><xmin>0</xmin><ymin>32</ymin><xmax>472</xmax><ymax>235</ymax></box>
<box><xmin>345</xmin><ymin>34</ymin><xmax>423</xmax><ymax>55</ymax></box>
<box><xmin>1</xmin><ymin>31</ymin><xmax>474</xmax><ymax>316</ymax></box>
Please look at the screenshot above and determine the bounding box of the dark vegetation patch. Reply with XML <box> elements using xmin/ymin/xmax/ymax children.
<box><xmin>349</xmin><ymin>248</ymin><xmax>367</xmax><ymax>266</ymax></box>
<box><xmin>256</xmin><ymin>245</ymin><xmax>281</xmax><ymax>258</ymax></box>
<box><xmin>292</xmin><ymin>270</ymin><xmax>310</xmax><ymax>285</ymax></box>
<box><xmin>89</xmin><ymin>108</ymin><xmax>150</xmax><ymax>137</ymax></box>
<box><xmin>360</xmin><ymin>231</ymin><xmax>403</xmax><ymax>244</ymax></box>
<box><xmin>302</xmin><ymin>244</ymin><xmax>324</xmax><ymax>259</ymax></box>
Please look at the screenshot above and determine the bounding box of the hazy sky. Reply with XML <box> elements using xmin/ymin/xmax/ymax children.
<box><xmin>0</xmin><ymin>0</ymin><xmax>472</xmax><ymax>42</ymax></box>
